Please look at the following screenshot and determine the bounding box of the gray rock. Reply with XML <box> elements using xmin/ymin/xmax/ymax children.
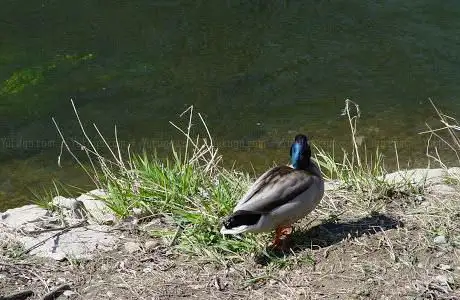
<box><xmin>48</xmin><ymin>252</ymin><xmax>67</xmax><ymax>261</ymax></box>
<box><xmin>433</xmin><ymin>235</ymin><xmax>448</xmax><ymax>245</ymax></box>
<box><xmin>124</xmin><ymin>241</ymin><xmax>141</xmax><ymax>254</ymax></box>
<box><xmin>384</xmin><ymin>168</ymin><xmax>447</xmax><ymax>187</ymax></box>
<box><xmin>0</xmin><ymin>205</ymin><xmax>49</xmax><ymax>228</ymax></box>
<box><xmin>77</xmin><ymin>189</ymin><xmax>116</xmax><ymax>225</ymax></box>
<box><xmin>19</xmin><ymin>224</ymin><xmax>118</xmax><ymax>260</ymax></box>
<box><xmin>427</xmin><ymin>184</ymin><xmax>458</xmax><ymax>195</ymax></box>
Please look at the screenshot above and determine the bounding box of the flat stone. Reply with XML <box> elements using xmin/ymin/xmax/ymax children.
<box><xmin>0</xmin><ymin>205</ymin><xmax>49</xmax><ymax>228</ymax></box>
<box><xmin>427</xmin><ymin>184</ymin><xmax>458</xmax><ymax>195</ymax></box>
<box><xmin>19</xmin><ymin>224</ymin><xmax>118</xmax><ymax>260</ymax></box>
<box><xmin>384</xmin><ymin>168</ymin><xmax>447</xmax><ymax>187</ymax></box>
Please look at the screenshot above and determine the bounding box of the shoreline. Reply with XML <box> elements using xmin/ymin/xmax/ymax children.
<box><xmin>1</xmin><ymin>166</ymin><xmax>459</xmax><ymax>298</ymax></box>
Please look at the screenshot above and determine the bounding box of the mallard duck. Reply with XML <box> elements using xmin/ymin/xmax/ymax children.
<box><xmin>220</xmin><ymin>134</ymin><xmax>324</xmax><ymax>248</ymax></box>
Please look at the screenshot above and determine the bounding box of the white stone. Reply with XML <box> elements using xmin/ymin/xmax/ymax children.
<box><xmin>384</xmin><ymin>168</ymin><xmax>447</xmax><ymax>187</ymax></box>
<box><xmin>77</xmin><ymin>189</ymin><xmax>116</xmax><ymax>224</ymax></box>
<box><xmin>19</xmin><ymin>224</ymin><xmax>118</xmax><ymax>260</ymax></box>
<box><xmin>427</xmin><ymin>184</ymin><xmax>457</xmax><ymax>195</ymax></box>
<box><xmin>132</xmin><ymin>207</ymin><xmax>143</xmax><ymax>217</ymax></box>
<box><xmin>47</xmin><ymin>252</ymin><xmax>67</xmax><ymax>261</ymax></box>
<box><xmin>63</xmin><ymin>290</ymin><xmax>77</xmax><ymax>297</ymax></box>
<box><xmin>433</xmin><ymin>235</ymin><xmax>447</xmax><ymax>245</ymax></box>
<box><xmin>0</xmin><ymin>205</ymin><xmax>49</xmax><ymax>228</ymax></box>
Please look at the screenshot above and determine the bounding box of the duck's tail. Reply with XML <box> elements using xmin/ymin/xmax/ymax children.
<box><xmin>220</xmin><ymin>210</ymin><xmax>262</xmax><ymax>235</ymax></box>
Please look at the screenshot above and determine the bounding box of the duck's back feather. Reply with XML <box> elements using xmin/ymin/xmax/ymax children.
<box><xmin>234</xmin><ymin>165</ymin><xmax>315</xmax><ymax>213</ymax></box>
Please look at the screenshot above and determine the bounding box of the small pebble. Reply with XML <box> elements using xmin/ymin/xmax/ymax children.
<box><xmin>433</xmin><ymin>235</ymin><xmax>447</xmax><ymax>245</ymax></box>
<box><xmin>144</xmin><ymin>240</ymin><xmax>159</xmax><ymax>252</ymax></box>
<box><xmin>415</xmin><ymin>195</ymin><xmax>424</xmax><ymax>202</ymax></box>
<box><xmin>131</xmin><ymin>208</ymin><xmax>143</xmax><ymax>216</ymax></box>
<box><xmin>435</xmin><ymin>274</ymin><xmax>454</xmax><ymax>285</ymax></box>
<box><xmin>438</xmin><ymin>264</ymin><xmax>453</xmax><ymax>271</ymax></box>
<box><xmin>124</xmin><ymin>241</ymin><xmax>141</xmax><ymax>254</ymax></box>
<box><xmin>63</xmin><ymin>290</ymin><xmax>77</xmax><ymax>297</ymax></box>
<box><xmin>48</xmin><ymin>252</ymin><xmax>67</xmax><ymax>261</ymax></box>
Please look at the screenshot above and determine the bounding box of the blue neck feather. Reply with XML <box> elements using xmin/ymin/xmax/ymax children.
<box><xmin>291</xmin><ymin>143</ymin><xmax>302</xmax><ymax>169</ymax></box>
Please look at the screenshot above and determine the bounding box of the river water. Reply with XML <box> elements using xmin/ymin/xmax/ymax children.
<box><xmin>1</xmin><ymin>1</ymin><xmax>460</xmax><ymax>209</ymax></box>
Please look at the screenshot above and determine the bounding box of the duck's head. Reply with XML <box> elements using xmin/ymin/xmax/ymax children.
<box><xmin>290</xmin><ymin>134</ymin><xmax>311</xmax><ymax>170</ymax></box>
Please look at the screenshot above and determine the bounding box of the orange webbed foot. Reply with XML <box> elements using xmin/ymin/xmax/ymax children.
<box><xmin>269</xmin><ymin>225</ymin><xmax>294</xmax><ymax>251</ymax></box>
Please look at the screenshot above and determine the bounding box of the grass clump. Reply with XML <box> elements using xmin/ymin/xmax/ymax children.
<box><xmin>52</xmin><ymin>102</ymin><xmax>267</xmax><ymax>261</ymax></box>
<box><xmin>49</xmin><ymin>98</ymin><xmax>452</xmax><ymax>261</ymax></box>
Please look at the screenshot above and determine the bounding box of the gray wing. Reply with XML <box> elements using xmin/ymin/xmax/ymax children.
<box><xmin>234</xmin><ymin>165</ymin><xmax>314</xmax><ymax>213</ymax></box>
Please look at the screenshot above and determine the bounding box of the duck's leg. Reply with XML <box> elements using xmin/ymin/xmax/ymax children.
<box><xmin>270</xmin><ymin>225</ymin><xmax>294</xmax><ymax>249</ymax></box>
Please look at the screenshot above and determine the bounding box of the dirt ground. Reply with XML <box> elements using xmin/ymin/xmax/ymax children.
<box><xmin>1</xmin><ymin>186</ymin><xmax>459</xmax><ymax>300</ymax></box>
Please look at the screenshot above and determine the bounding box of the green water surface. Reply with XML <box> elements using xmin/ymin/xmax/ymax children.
<box><xmin>1</xmin><ymin>1</ymin><xmax>460</xmax><ymax>210</ymax></box>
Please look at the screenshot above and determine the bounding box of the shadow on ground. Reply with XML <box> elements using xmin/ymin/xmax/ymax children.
<box><xmin>256</xmin><ymin>212</ymin><xmax>403</xmax><ymax>265</ymax></box>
